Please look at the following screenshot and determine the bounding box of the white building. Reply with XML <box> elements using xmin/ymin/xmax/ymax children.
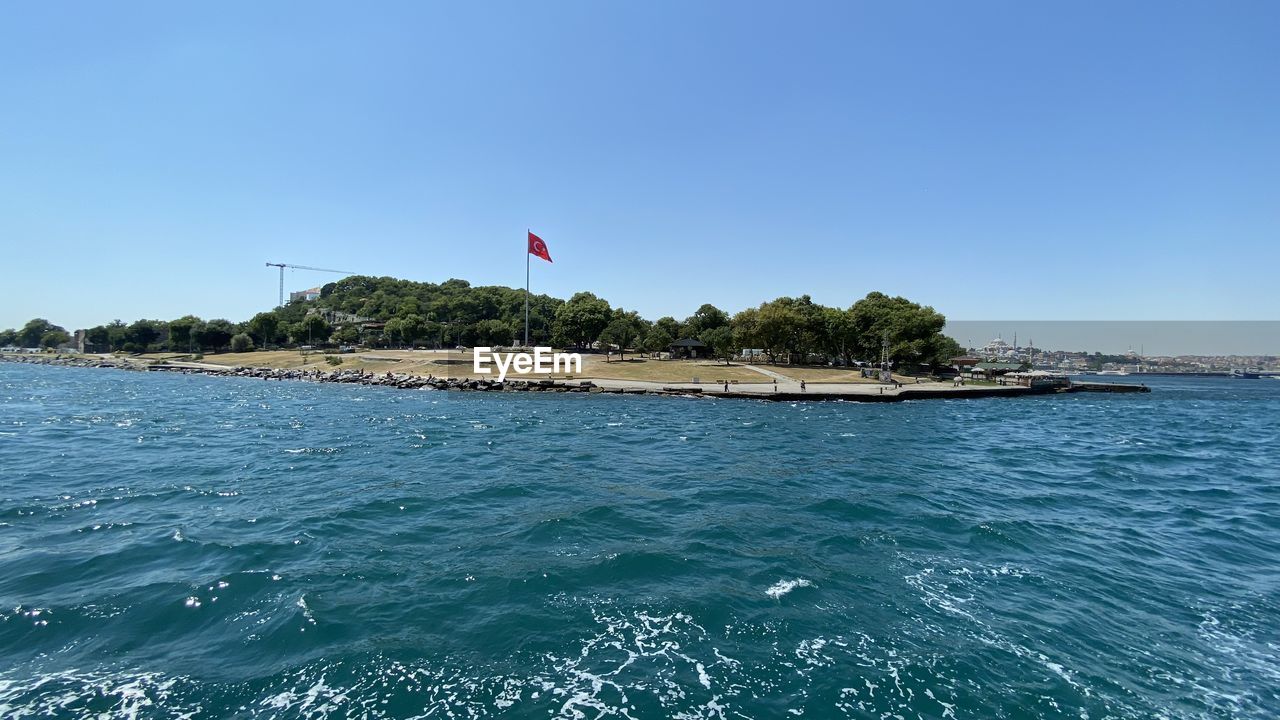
<box><xmin>979</xmin><ymin>337</ymin><xmax>1015</xmax><ymax>359</ymax></box>
<box><xmin>289</xmin><ymin>287</ymin><xmax>322</xmax><ymax>303</ymax></box>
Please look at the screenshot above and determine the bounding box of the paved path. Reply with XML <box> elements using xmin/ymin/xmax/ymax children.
<box><xmin>585</xmin><ymin>376</ymin><xmax>1024</xmax><ymax>399</ymax></box>
<box><xmin>150</xmin><ymin>360</ymin><xmax>239</xmax><ymax>371</ymax></box>
<box><xmin>741</xmin><ymin>364</ymin><xmax>797</xmax><ymax>383</ymax></box>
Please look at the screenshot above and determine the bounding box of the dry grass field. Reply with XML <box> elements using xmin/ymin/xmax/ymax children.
<box><xmin>750</xmin><ymin>364</ymin><xmax>881</xmax><ymax>383</ymax></box>
<box><xmin>573</xmin><ymin>356</ymin><xmax>771</xmax><ymax>383</ymax></box>
<box><xmin>745</xmin><ymin>365</ymin><xmax>919</xmax><ymax>384</ymax></box>
<box><xmin>132</xmin><ymin>349</ymin><xmax>938</xmax><ymax>385</ymax></box>
<box><xmin>157</xmin><ymin>349</ymin><xmax>777</xmax><ymax>383</ymax></box>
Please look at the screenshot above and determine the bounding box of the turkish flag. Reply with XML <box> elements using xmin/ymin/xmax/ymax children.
<box><xmin>528</xmin><ymin>231</ymin><xmax>552</xmax><ymax>263</ymax></box>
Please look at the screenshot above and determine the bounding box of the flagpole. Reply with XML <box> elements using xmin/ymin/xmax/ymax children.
<box><xmin>524</xmin><ymin>231</ymin><xmax>530</xmax><ymax>347</ymax></box>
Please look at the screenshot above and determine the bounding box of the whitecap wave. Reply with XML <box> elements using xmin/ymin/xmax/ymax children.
<box><xmin>766</xmin><ymin>578</ymin><xmax>814</xmax><ymax>599</ymax></box>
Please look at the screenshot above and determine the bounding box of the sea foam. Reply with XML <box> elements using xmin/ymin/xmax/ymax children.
<box><xmin>766</xmin><ymin>578</ymin><xmax>814</xmax><ymax>599</ymax></box>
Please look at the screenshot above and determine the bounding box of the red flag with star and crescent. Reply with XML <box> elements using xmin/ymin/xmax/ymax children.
<box><xmin>528</xmin><ymin>231</ymin><xmax>552</xmax><ymax>263</ymax></box>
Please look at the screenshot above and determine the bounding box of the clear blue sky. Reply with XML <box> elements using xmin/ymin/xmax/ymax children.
<box><xmin>2</xmin><ymin>1</ymin><xmax>1276</xmax><ymax>332</ymax></box>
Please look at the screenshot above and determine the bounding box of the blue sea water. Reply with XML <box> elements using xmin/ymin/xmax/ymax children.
<box><xmin>1</xmin><ymin>364</ymin><xmax>1278</xmax><ymax>719</ymax></box>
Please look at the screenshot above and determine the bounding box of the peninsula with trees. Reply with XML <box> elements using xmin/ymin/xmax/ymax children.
<box><xmin>2</xmin><ymin>275</ymin><xmax>1146</xmax><ymax>400</ymax></box>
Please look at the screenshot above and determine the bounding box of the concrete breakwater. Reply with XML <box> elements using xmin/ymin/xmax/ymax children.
<box><xmin>1</xmin><ymin>353</ymin><xmax>1149</xmax><ymax>401</ymax></box>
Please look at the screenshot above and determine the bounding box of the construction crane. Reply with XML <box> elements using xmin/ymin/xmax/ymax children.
<box><xmin>265</xmin><ymin>262</ymin><xmax>358</xmax><ymax>307</ymax></box>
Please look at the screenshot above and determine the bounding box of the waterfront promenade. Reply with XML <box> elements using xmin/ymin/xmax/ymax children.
<box><xmin>2</xmin><ymin>350</ymin><xmax>1146</xmax><ymax>401</ymax></box>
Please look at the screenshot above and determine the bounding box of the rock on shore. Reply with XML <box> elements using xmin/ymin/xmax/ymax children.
<box><xmin>0</xmin><ymin>353</ymin><xmax>615</xmax><ymax>394</ymax></box>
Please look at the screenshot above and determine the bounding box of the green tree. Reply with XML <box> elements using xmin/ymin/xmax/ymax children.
<box><xmin>398</xmin><ymin>297</ymin><xmax>422</xmax><ymax>317</ymax></box>
<box><xmin>791</xmin><ymin>296</ymin><xmax>829</xmax><ymax>361</ymax></box>
<box><xmin>248</xmin><ymin>312</ymin><xmax>280</xmax><ymax>349</ymax></box>
<box><xmin>40</xmin><ymin>329</ymin><xmax>71</xmax><ymax>349</ymax></box>
<box><xmin>552</xmin><ymin>292</ymin><xmax>612</xmax><ymax>349</ymax></box>
<box><xmin>700</xmin><ymin>326</ymin><xmax>736</xmax><ymax>364</ymax></box>
<box><xmin>18</xmin><ymin>318</ymin><xmax>62</xmax><ymax>348</ymax></box>
<box><xmin>332</xmin><ymin>324</ymin><xmax>360</xmax><ymax>345</ymax></box>
<box><xmin>823</xmin><ymin>307</ymin><xmax>859</xmax><ymax>366</ymax></box>
<box><xmin>196</xmin><ymin>319</ymin><xmax>236</xmax><ymax>351</ymax></box>
<box><xmin>642</xmin><ymin>327</ymin><xmax>674</xmax><ymax>356</ymax></box>
<box><xmin>168</xmin><ymin>315</ymin><xmax>203</xmax><ymax>352</ymax></box>
<box><xmin>293</xmin><ymin>274</ymin><xmax>563</xmax><ymax>344</ymax></box>
<box><xmin>730</xmin><ymin>308</ymin><xmax>762</xmax><ymax>355</ymax></box>
<box><xmin>299</xmin><ymin>315</ymin><xmax>332</xmax><ymax>346</ymax></box>
<box><xmin>383</xmin><ymin>318</ymin><xmax>406</xmax><ymax>347</ymax></box>
<box><xmin>931</xmin><ymin>335</ymin><xmax>964</xmax><ymax>367</ymax></box>
<box><xmin>105</xmin><ymin>320</ymin><xmax>128</xmax><ymax>351</ymax></box>
<box><xmin>229</xmin><ymin>333</ymin><xmax>255</xmax><ymax>352</ymax></box>
<box><xmin>472</xmin><ymin>318</ymin><xmax>513</xmax><ymax>347</ymax></box>
<box><xmin>739</xmin><ymin>296</ymin><xmax>830</xmax><ymax>364</ymax></box>
<box><xmin>847</xmin><ymin>292</ymin><xmax>949</xmax><ymax>370</ymax></box>
<box><xmin>275</xmin><ymin>299</ymin><xmax>310</xmax><ymax>326</ymax></box>
<box><xmin>598</xmin><ymin>310</ymin><xmax>647</xmax><ymax>360</ymax></box>
<box><xmin>284</xmin><ymin>321</ymin><xmax>306</xmax><ymax>345</ymax></box>
<box><xmin>399</xmin><ymin>314</ymin><xmax>428</xmax><ymax>347</ymax></box>
<box><xmin>125</xmin><ymin>320</ymin><xmax>163</xmax><ymax>351</ymax></box>
<box><xmin>653</xmin><ymin>316</ymin><xmax>683</xmax><ymax>341</ymax></box>
<box><xmin>0</xmin><ymin>328</ymin><xmax>16</xmax><ymax>346</ymax></box>
<box><xmin>84</xmin><ymin>325</ymin><xmax>111</xmax><ymax>352</ymax></box>
<box><xmin>683</xmin><ymin>304</ymin><xmax>729</xmax><ymax>337</ymax></box>
<box><xmin>755</xmin><ymin>299</ymin><xmax>803</xmax><ymax>363</ymax></box>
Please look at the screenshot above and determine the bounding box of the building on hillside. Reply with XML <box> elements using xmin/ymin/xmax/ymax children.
<box><xmin>290</xmin><ymin>287</ymin><xmax>322</xmax><ymax>303</ymax></box>
<box><xmin>669</xmin><ymin>338</ymin><xmax>710</xmax><ymax>359</ymax></box>
<box><xmin>359</xmin><ymin>321</ymin><xmax>386</xmax><ymax>342</ymax></box>
<box><xmin>979</xmin><ymin>337</ymin><xmax>1015</xmax><ymax>359</ymax></box>
<box><xmin>973</xmin><ymin>361</ymin><xmax>1024</xmax><ymax>376</ymax></box>
<box><xmin>322</xmin><ymin>309</ymin><xmax>373</xmax><ymax>325</ymax></box>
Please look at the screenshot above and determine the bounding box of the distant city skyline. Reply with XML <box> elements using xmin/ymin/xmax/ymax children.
<box><xmin>944</xmin><ymin>321</ymin><xmax>1280</xmax><ymax>357</ymax></box>
<box><xmin>2</xmin><ymin>2</ymin><xmax>1277</xmax><ymax>332</ymax></box>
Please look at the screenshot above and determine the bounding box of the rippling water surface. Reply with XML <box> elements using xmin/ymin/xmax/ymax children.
<box><xmin>2</xmin><ymin>365</ymin><xmax>1278</xmax><ymax>718</ymax></box>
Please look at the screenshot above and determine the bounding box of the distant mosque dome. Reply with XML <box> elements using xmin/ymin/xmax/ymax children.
<box><xmin>980</xmin><ymin>337</ymin><xmax>1016</xmax><ymax>359</ymax></box>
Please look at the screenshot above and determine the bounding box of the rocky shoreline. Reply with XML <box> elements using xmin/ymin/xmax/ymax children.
<box><xmin>0</xmin><ymin>353</ymin><xmax>629</xmax><ymax>394</ymax></box>
<box><xmin>1</xmin><ymin>353</ymin><xmax>1149</xmax><ymax>401</ymax></box>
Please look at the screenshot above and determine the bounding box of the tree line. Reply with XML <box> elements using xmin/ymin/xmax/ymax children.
<box><xmin>0</xmin><ymin>319</ymin><xmax>71</xmax><ymax>350</ymax></box>
<box><xmin>2</xmin><ymin>275</ymin><xmax>962</xmax><ymax>370</ymax></box>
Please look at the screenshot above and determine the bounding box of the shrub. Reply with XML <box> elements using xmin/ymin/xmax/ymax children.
<box><xmin>325</xmin><ymin>355</ymin><xmax>343</xmax><ymax>366</ymax></box>
<box><xmin>229</xmin><ymin>333</ymin><xmax>255</xmax><ymax>353</ymax></box>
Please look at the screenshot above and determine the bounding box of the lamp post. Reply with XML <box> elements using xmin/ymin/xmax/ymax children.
<box><xmin>881</xmin><ymin>336</ymin><xmax>892</xmax><ymax>384</ymax></box>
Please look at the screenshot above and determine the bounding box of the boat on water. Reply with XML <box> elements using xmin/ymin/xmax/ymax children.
<box><xmin>1230</xmin><ymin>369</ymin><xmax>1262</xmax><ymax>379</ymax></box>
<box><xmin>1097</xmin><ymin>369</ymin><xmax>1129</xmax><ymax>376</ymax></box>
